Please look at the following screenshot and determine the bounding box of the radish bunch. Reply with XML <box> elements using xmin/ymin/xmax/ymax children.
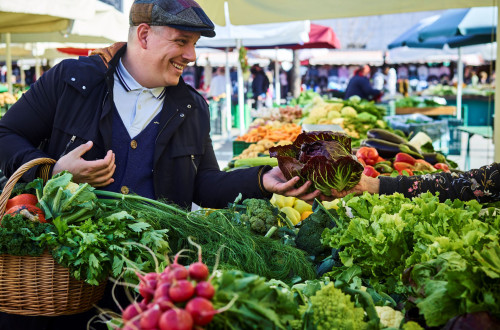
<box><xmin>121</xmin><ymin>243</ymin><xmax>226</xmax><ymax>330</ymax></box>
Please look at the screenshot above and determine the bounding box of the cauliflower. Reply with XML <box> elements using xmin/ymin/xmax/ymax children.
<box><xmin>341</xmin><ymin>106</ymin><xmax>358</xmax><ymax>118</ymax></box>
<box><xmin>349</xmin><ymin>95</ymin><xmax>362</xmax><ymax>104</ymax></box>
<box><xmin>327</xmin><ymin>110</ymin><xmax>341</xmax><ymax>120</ymax></box>
<box><xmin>302</xmin><ymin>283</ymin><xmax>368</xmax><ymax>330</ymax></box>
<box><xmin>375</xmin><ymin>306</ymin><xmax>404</xmax><ymax>329</ymax></box>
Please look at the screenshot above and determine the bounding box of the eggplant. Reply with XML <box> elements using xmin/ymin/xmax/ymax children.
<box><xmin>367</xmin><ymin>129</ymin><xmax>407</xmax><ymax>144</ymax></box>
<box><xmin>422</xmin><ymin>152</ymin><xmax>447</xmax><ymax>165</ymax></box>
<box><xmin>361</xmin><ymin>138</ymin><xmax>423</xmax><ymax>159</ymax></box>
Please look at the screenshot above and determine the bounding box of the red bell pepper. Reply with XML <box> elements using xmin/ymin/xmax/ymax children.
<box><xmin>357</xmin><ymin>158</ymin><xmax>367</xmax><ymax>167</ymax></box>
<box><xmin>363</xmin><ymin>165</ymin><xmax>380</xmax><ymax>178</ymax></box>
<box><xmin>434</xmin><ymin>163</ymin><xmax>450</xmax><ymax>172</ymax></box>
<box><xmin>374</xmin><ymin>156</ymin><xmax>386</xmax><ymax>164</ymax></box>
<box><xmin>394</xmin><ymin>153</ymin><xmax>417</xmax><ymax>166</ymax></box>
<box><xmin>393</xmin><ymin>161</ymin><xmax>415</xmax><ymax>172</ymax></box>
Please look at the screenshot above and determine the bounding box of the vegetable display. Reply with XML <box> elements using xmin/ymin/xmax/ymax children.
<box><xmin>269</xmin><ymin>131</ymin><xmax>364</xmax><ymax>194</ymax></box>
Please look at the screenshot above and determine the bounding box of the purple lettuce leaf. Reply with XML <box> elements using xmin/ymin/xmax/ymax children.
<box><xmin>294</xmin><ymin>131</ymin><xmax>353</xmax><ymax>154</ymax></box>
<box><xmin>301</xmin><ymin>155</ymin><xmax>364</xmax><ymax>195</ymax></box>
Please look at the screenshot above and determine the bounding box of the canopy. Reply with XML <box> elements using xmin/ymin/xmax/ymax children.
<box><xmin>419</xmin><ymin>7</ymin><xmax>497</xmax><ymax>40</ymax></box>
<box><xmin>195</xmin><ymin>0</ymin><xmax>493</xmax><ymax>26</ymax></box>
<box><xmin>0</xmin><ymin>0</ymin><xmax>96</xmax><ymax>33</ymax></box>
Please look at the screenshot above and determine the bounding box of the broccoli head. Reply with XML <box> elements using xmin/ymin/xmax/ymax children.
<box><xmin>295</xmin><ymin>209</ymin><xmax>335</xmax><ymax>256</ymax></box>
<box><xmin>242</xmin><ymin>198</ymin><xmax>279</xmax><ymax>235</ymax></box>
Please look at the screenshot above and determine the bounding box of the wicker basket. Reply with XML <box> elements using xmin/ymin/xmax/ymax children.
<box><xmin>0</xmin><ymin>158</ymin><xmax>107</xmax><ymax>316</ymax></box>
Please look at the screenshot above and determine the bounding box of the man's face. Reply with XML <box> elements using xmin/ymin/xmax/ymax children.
<box><xmin>145</xmin><ymin>26</ymin><xmax>200</xmax><ymax>87</ymax></box>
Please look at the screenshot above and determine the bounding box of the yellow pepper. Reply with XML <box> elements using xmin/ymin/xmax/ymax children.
<box><xmin>271</xmin><ymin>194</ymin><xmax>295</xmax><ymax>209</ymax></box>
<box><xmin>293</xmin><ymin>199</ymin><xmax>312</xmax><ymax>215</ymax></box>
<box><xmin>281</xmin><ymin>206</ymin><xmax>301</xmax><ymax>226</ymax></box>
<box><xmin>322</xmin><ymin>199</ymin><xmax>340</xmax><ymax>210</ymax></box>
<box><xmin>300</xmin><ymin>210</ymin><xmax>314</xmax><ymax>221</ymax></box>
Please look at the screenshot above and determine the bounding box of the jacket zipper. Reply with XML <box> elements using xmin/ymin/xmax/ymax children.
<box><xmin>59</xmin><ymin>135</ymin><xmax>76</xmax><ymax>158</ymax></box>
<box><xmin>155</xmin><ymin>109</ymin><xmax>180</xmax><ymax>145</ymax></box>
<box><xmin>191</xmin><ymin>155</ymin><xmax>198</xmax><ymax>174</ymax></box>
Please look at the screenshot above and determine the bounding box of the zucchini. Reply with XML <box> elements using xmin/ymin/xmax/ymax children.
<box><xmin>234</xmin><ymin>157</ymin><xmax>278</xmax><ymax>168</ymax></box>
<box><xmin>367</xmin><ymin>129</ymin><xmax>407</xmax><ymax>144</ymax></box>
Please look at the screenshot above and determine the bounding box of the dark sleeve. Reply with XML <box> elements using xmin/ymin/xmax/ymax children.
<box><xmin>379</xmin><ymin>163</ymin><xmax>500</xmax><ymax>203</ymax></box>
<box><xmin>0</xmin><ymin>62</ymin><xmax>63</xmax><ymax>182</ymax></box>
<box><xmin>192</xmin><ymin>137</ymin><xmax>272</xmax><ymax>209</ymax></box>
<box><xmin>358</xmin><ymin>77</ymin><xmax>381</xmax><ymax>99</ymax></box>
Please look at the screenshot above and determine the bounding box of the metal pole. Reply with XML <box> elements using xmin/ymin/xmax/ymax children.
<box><xmin>236</xmin><ymin>39</ymin><xmax>246</xmax><ymax>136</ymax></box>
<box><xmin>456</xmin><ymin>47</ymin><xmax>463</xmax><ymax>120</ymax></box>
<box><xmin>495</xmin><ymin>5</ymin><xmax>500</xmax><ymax>162</ymax></box>
<box><xmin>224</xmin><ymin>47</ymin><xmax>232</xmax><ymax>140</ymax></box>
<box><xmin>274</xmin><ymin>47</ymin><xmax>281</xmax><ymax>105</ymax></box>
<box><xmin>6</xmin><ymin>33</ymin><xmax>12</xmax><ymax>94</ymax></box>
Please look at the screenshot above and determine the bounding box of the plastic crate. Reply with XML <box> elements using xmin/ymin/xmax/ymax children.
<box><xmin>232</xmin><ymin>141</ymin><xmax>254</xmax><ymax>157</ymax></box>
<box><xmin>385</xmin><ymin>114</ymin><xmax>447</xmax><ymax>141</ymax></box>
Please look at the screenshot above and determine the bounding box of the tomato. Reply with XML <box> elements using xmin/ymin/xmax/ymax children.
<box><xmin>393</xmin><ymin>161</ymin><xmax>415</xmax><ymax>172</ymax></box>
<box><xmin>5</xmin><ymin>194</ymin><xmax>38</xmax><ymax>211</ymax></box>
<box><xmin>434</xmin><ymin>163</ymin><xmax>450</xmax><ymax>172</ymax></box>
<box><xmin>356</xmin><ymin>147</ymin><xmax>379</xmax><ymax>162</ymax></box>
<box><xmin>5</xmin><ymin>205</ymin><xmax>46</xmax><ymax>223</ymax></box>
<box><xmin>363</xmin><ymin>165</ymin><xmax>380</xmax><ymax>178</ymax></box>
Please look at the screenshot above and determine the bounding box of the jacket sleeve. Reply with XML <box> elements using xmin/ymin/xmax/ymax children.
<box><xmin>0</xmin><ymin>62</ymin><xmax>64</xmax><ymax>182</ymax></box>
<box><xmin>379</xmin><ymin>163</ymin><xmax>500</xmax><ymax>203</ymax></box>
<box><xmin>359</xmin><ymin>77</ymin><xmax>381</xmax><ymax>100</ymax></box>
<box><xmin>192</xmin><ymin>136</ymin><xmax>272</xmax><ymax>209</ymax></box>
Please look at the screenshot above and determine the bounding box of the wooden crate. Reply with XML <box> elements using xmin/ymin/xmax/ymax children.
<box><xmin>395</xmin><ymin>106</ymin><xmax>456</xmax><ymax>116</ymax></box>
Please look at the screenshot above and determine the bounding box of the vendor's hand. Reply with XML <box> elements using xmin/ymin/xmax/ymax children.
<box><xmin>262</xmin><ymin>167</ymin><xmax>321</xmax><ymax>203</ymax></box>
<box><xmin>324</xmin><ymin>174</ymin><xmax>380</xmax><ymax>200</ymax></box>
<box><xmin>52</xmin><ymin>141</ymin><xmax>116</xmax><ymax>187</ymax></box>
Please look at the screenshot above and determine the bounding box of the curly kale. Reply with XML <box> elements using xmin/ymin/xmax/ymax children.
<box><xmin>0</xmin><ymin>214</ymin><xmax>54</xmax><ymax>256</ymax></box>
<box><xmin>240</xmin><ymin>198</ymin><xmax>279</xmax><ymax>235</ymax></box>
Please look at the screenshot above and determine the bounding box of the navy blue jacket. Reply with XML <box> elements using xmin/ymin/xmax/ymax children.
<box><xmin>344</xmin><ymin>75</ymin><xmax>381</xmax><ymax>100</ymax></box>
<box><xmin>0</xmin><ymin>44</ymin><xmax>268</xmax><ymax>208</ymax></box>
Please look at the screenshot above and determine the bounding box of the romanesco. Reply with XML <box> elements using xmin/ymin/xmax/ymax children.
<box><xmin>302</xmin><ymin>283</ymin><xmax>368</xmax><ymax>330</ymax></box>
<box><xmin>402</xmin><ymin>321</ymin><xmax>424</xmax><ymax>330</ymax></box>
<box><xmin>375</xmin><ymin>305</ymin><xmax>404</xmax><ymax>328</ymax></box>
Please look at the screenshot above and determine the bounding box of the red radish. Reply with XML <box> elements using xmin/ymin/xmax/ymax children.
<box><xmin>188</xmin><ymin>262</ymin><xmax>209</xmax><ymax>281</ymax></box>
<box><xmin>187</xmin><ymin>237</ymin><xmax>210</xmax><ymax>281</ymax></box>
<box><xmin>195</xmin><ymin>281</ymin><xmax>215</xmax><ymax>300</ymax></box>
<box><xmin>154</xmin><ymin>296</ymin><xmax>173</xmax><ymax>311</ymax></box>
<box><xmin>154</xmin><ymin>283</ymin><xmax>171</xmax><ymax>301</ymax></box>
<box><xmin>159</xmin><ymin>309</ymin><xmax>193</xmax><ymax>330</ymax></box>
<box><xmin>169</xmin><ymin>280</ymin><xmax>194</xmax><ymax>303</ymax></box>
<box><xmin>5</xmin><ymin>204</ymin><xmax>46</xmax><ymax>223</ymax></box>
<box><xmin>139</xmin><ymin>304</ymin><xmax>161</xmax><ymax>329</ymax></box>
<box><xmin>5</xmin><ymin>194</ymin><xmax>38</xmax><ymax>210</ymax></box>
<box><xmin>122</xmin><ymin>302</ymin><xmax>144</xmax><ymax>321</ymax></box>
<box><xmin>137</xmin><ymin>272</ymin><xmax>158</xmax><ymax>301</ymax></box>
<box><xmin>185</xmin><ymin>297</ymin><xmax>215</xmax><ymax>326</ymax></box>
<box><xmin>122</xmin><ymin>320</ymin><xmax>140</xmax><ymax>330</ymax></box>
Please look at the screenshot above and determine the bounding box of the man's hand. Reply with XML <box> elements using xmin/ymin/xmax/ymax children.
<box><xmin>52</xmin><ymin>141</ymin><xmax>116</xmax><ymax>187</ymax></box>
<box><xmin>262</xmin><ymin>166</ymin><xmax>321</xmax><ymax>203</ymax></box>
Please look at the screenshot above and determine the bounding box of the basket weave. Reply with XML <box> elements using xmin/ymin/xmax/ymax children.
<box><xmin>0</xmin><ymin>158</ymin><xmax>107</xmax><ymax>316</ymax></box>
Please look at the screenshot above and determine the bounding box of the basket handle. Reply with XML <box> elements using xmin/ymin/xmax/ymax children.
<box><xmin>0</xmin><ymin>158</ymin><xmax>56</xmax><ymax>219</ymax></box>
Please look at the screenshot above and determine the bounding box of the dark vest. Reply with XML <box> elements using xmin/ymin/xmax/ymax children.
<box><xmin>106</xmin><ymin>109</ymin><xmax>160</xmax><ymax>199</ymax></box>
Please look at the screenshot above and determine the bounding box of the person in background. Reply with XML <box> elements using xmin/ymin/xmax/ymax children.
<box><xmin>207</xmin><ymin>66</ymin><xmax>227</xmax><ymax>99</ymax></box>
<box><xmin>279</xmin><ymin>69</ymin><xmax>289</xmax><ymax>100</ymax></box>
<box><xmin>329</xmin><ymin>163</ymin><xmax>500</xmax><ymax>203</ymax></box>
<box><xmin>344</xmin><ymin>64</ymin><xmax>382</xmax><ymax>101</ymax></box>
<box><xmin>479</xmin><ymin>71</ymin><xmax>489</xmax><ymax>85</ymax></box>
<box><xmin>0</xmin><ymin>1</ymin><xmax>321</xmax><ymax>328</ymax></box>
<box><xmin>385</xmin><ymin>65</ymin><xmax>397</xmax><ymax>96</ymax></box>
<box><xmin>470</xmin><ymin>71</ymin><xmax>479</xmax><ymax>86</ymax></box>
<box><xmin>250</xmin><ymin>64</ymin><xmax>270</xmax><ymax>109</ymax></box>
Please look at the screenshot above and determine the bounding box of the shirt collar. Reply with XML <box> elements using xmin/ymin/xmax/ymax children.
<box><xmin>116</xmin><ymin>58</ymin><xmax>166</xmax><ymax>99</ymax></box>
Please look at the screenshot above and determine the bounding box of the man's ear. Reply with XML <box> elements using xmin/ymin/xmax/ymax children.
<box><xmin>136</xmin><ymin>23</ymin><xmax>151</xmax><ymax>49</ymax></box>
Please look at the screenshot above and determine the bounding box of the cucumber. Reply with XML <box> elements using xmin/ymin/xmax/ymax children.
<box><xmin>367</xmin><ymin>129</ymin><xmax>407</xmax><ymax>144</ymax></box>
<box><xmin>234</xmin><ymin>157</ymin><xmax>278</xmax><ymax>168</ymax></box>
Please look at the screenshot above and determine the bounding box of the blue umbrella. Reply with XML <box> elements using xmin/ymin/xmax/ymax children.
<box><xmin>419</xmin><ymin>7</ymin><xmax>497</xmax><ymax>40</ymax></box>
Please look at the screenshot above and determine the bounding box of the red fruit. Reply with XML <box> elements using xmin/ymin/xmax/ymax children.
<box><xmin>5</xmin><ymin>204</ymin><xmax>46</xmax><ymax>223</ymax></box>
<box><xmin>363</xmin><ymin>165</ymin><xmax>380</xmax><ymax>178</ymax></box>
<box><xmin>159</xmin><ymin>309</ymin><xmax>193</xmax><ymax>330</ymax></box>
<box><xmin>139</xmin><ymin>304</ymin><xmax>161</xmax><ymax>329</ymax></box>
<box><xmin>5</xmin><ymin>194</ymin><xmax>38</xmax><ymax>210</ymax></box>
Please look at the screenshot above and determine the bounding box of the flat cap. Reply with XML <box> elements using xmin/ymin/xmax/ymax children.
<box><xmin>129</xmin><ymin>0</ymin><xmax>215</xmax><ymax>38</ymax></box>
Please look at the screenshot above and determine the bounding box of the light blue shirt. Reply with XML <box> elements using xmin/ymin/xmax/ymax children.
<box><xmin>113</xmin><ymin>59</ymin><xmax>166</xmax><ymax>138</ymax></box>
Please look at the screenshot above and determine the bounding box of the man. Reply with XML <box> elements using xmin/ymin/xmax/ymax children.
<box><xmin>250</xmin><ymin>64</ymin><xmax>270</xmax><ymax>109</ymax></box>
<box><xmin>0</xmin><ymin>0</ymin><xmax>319</xmax><ymax>212</ymax></box>
<box><xmin>344</xmin><ymin>64</ymin><xmax>382</xmax><ymax>101</ymax></box>
<box><xmin>0</xmin><ymin>1</ymin><xmax>319</xmax><ymax>328</ymax></box>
